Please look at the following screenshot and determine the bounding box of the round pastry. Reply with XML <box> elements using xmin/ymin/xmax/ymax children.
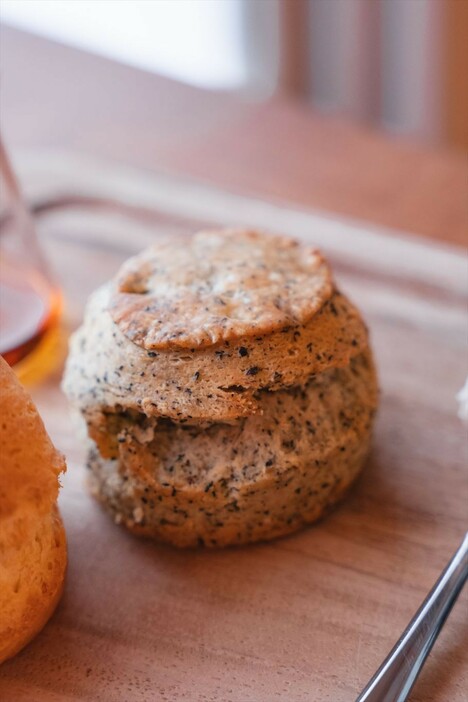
<box><xmin>63</xmin><ymin>229</ymin><xmax>378</xmax><ymax>547</ymax></box>
<box><xmin>88</xmin><ymin>351</ymin><xmax>377</xmax><ymax>547</ymax></box>
<box><xmin>0</xmin><ymin>357</ymin><xmax>67</xmax><ymax>663</ymax></box>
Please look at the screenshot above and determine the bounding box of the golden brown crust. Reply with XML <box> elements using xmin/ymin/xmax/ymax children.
<box><xmin>109</xmin><ymin>229</ymin><xmax>334</xmax><ymax>350</ymax></box>
<box><xmin>0</xmin><ymin>508</ymin><xmax>67</xmax><ymax>664</ymax></box>
<box><xmin>0</xmin><ymin>358</ymin><xmax>67</xmax><ymax>663</ymax></box>
<box><xmin>0</xmin><ymin>357</ymin><xmax>66</xmax><ymax>518</ymax></box>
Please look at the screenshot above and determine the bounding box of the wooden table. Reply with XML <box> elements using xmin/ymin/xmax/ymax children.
<box><xmin>0</xmin><ymin>28</ymin><xmax>467</xmax><ymax>702</ymax></box>
<box><xmin>1</xmin><ymin>26</ymin><xmax>467</xmax><ymax>247</ymax></box>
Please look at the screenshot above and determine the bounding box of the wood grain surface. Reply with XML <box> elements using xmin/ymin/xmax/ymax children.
<box><xmin>0</xmin><ymin>154</ymin><xmax>467</xmax><ymax>702</ymax></box>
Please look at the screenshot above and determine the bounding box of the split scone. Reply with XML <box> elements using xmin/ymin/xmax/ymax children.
<box><xmin>63</xmin><ymin>229</ymin><xmax>378</xmax><ymax>547</ymax></box>
<box><xmin>0</xmin><ymin>357</ymin><xmax>67</xmax><ymax>663</ymax></box>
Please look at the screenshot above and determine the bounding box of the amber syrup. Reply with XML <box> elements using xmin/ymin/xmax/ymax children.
<box><xmin>0</xmin><ymin>257</ymin><xmax>62</xmax><ymax>370</ymax></box>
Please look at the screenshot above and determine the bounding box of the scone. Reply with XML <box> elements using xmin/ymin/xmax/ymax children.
<box><xmin>63</xmin><ymin>229</ymin><xmax>378</xmax><ymax>547</ymax></box>
<box><xmin>0</xmin><ymin>357</ymin><xmax>67</xmax><ymax>663</ymax></box>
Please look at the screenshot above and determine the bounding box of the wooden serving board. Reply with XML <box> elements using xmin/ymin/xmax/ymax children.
<box><xmin>1</xmin><ymin>153</ymin><xmax>467</xmax><ymax>702</ymax></box>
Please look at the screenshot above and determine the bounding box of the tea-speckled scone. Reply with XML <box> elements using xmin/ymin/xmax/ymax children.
<box><xmin>87</xmin><ymin>351</ymin><xmax>378</xmax><ymax>547</ymax></box>
<box><xmin>63</xmin><ymin>228</ymin><xmax>378</xmax><ymax>547</ymax></box>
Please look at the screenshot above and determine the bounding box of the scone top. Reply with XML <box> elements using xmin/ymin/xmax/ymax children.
<box><xmin>63</xmin><ymin>229</ymin><xmax>369</xmax><ymax>424</ymax></box>
<box><xmin>109</xmin><ymin>229</ymin><xmax>334</xmax><ymax>350</ymax></box>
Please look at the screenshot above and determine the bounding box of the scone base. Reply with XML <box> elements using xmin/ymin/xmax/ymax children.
<box><xmin>87</xmin><ymin>440</ymin><xmax>371</xmax><ymax>548</ymax></box>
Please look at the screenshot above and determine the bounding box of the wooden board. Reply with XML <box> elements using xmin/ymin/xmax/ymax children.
<box><xmin>1</xmin><ymin>153</ymin><xmax>467</xmax><ymax>702</ymax></box>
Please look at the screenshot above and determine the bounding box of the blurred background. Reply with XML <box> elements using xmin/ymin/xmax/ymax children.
<box><xmin>1</xmin><ymin>0</ymin><xmax>467</xmax><ymax>151</ymax></box>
